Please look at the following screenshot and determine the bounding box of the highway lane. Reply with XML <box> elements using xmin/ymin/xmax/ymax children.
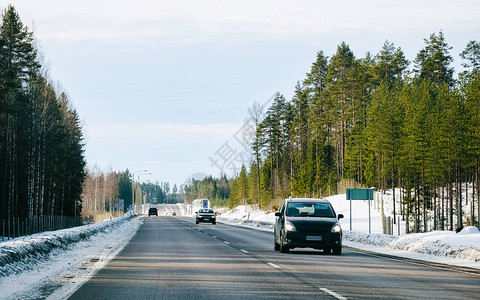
<box><xmin>153</xmin><ymin>204</ymin><xmax>182</xmax><ymax>216</ymax></box>
<box><xmin>194</xmin><ymin>219</ymin><xmax>480</xmax><ymax>299</ymax></box>
<box><xmin>70</xmin><ymin>216</ymin><xmax>480</xmax><ymax>300</ymax></box>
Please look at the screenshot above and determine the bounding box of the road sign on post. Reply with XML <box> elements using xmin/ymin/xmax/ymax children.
<box><xmin>202</xmin><ymin>199</ymin><xmax>209</xmax><ymax>208</ymax></box>
<box><xmin>346</xmin><ymin>188</ymin><xmax>375</xmax><ymax>233</ymax></box>
<box><xmin>346</xmin><ymin>188</ymin><xmax>374</xmax><ymax>201</ymax></box>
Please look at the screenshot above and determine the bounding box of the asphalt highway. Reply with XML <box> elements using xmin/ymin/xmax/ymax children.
<box><xmin>69</xmin><ymin>216</ymin><xmax>480</xmax><ymax>299</ymax></box>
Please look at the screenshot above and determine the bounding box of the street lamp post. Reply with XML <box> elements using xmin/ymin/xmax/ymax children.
<box><xmin>137</xmin><ymin>172</ymin><xmax>151</xmax><ymax>214</ymax></box>
<box><xmin>132</xmin><ymin>169</ymin><xmax>148</xmax><ymax>215</ymax></box>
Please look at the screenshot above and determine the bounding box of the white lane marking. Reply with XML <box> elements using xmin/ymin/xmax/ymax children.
<box><xmin>240</xmin><ymin>249</ymin><xmax>248</xmax><ymax>254</ymax></box>
<box><xmin>319</xmin><ymin>288</ymin><xmax>347</xmax><ymax>300</ymax></box>
<box><xmin>267</xmin><ymin>262</ymin><xmax>280</xmax><ymax>269</ymax></box>
<box><xmin>224</xmin><ymin>241</ymin><xmax>230</xmax><ymax>245</ymax></box>
<box><xmin>212</xmin><ymin>236</ymin><xmax>217</xmax><ymax>239</ymax></box>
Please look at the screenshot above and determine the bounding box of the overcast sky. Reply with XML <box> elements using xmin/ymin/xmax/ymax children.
<box><xmin>5</xmin><ymin>0</ymin><xmax>480</xmax><ymax>186</ymax></box>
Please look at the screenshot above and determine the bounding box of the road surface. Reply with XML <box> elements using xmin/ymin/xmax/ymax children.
<box><xmin>69</xmin><ymin>216</ymin><xmax>480</xmax><ymax>299</ymax></box>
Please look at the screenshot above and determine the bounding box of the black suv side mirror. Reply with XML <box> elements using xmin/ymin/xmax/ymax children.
<box><xmin>275</xmin><ymin>212</ymin><xmax>282</xmax><ymax>217</ymax></box>
<box><xmin>338</xmin><ymin>214</ymin><xmax>344</xmax><ymax>219</ymax></box>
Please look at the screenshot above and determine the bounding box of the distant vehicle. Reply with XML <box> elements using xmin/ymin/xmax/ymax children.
<box><xmin>172</xmin><ymin>212</ymin><xmax>177</xmax><ymax>216</ymax></box>
<box><xmin>148</xmin><ymin>208</ymin><xmax>158</xmax><ymax>217</ymax></box>
<box><xmin>196</xmin><ymin>208</ymin><xmax>216</xmax><ymax>224</ymax></box>
<box><xmin>274</xmin><ymin>198</ymin><xmax>343</xmax><ymax>254</ymax></box>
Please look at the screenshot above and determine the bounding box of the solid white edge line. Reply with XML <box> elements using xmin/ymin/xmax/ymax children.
<box><xmin>319</xmin><ymin>288</ymin><xmax>347</xmax><ymax>300</ymax></box>
<box><xmin>267</xmin><ymin>262</ymin><xmax>280</xmax><ymax>269</ymax></box>
<box><xmin>351</xmin><ymin>249</ymin><xmax>480</xmax><ymax>277</ymax></box>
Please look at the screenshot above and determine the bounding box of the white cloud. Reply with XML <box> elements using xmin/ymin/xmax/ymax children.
<box><xmin>8</xmin><ymin>0</ymin><xmax>480</xmax><ymax>43</ymax></box>
<box><xmin>85</xmin><ymin>121</ymin><xmax>243</xmax><ymax>141</ymax></box>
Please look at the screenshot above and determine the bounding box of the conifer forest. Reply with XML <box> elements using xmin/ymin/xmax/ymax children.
<box><xmin>0</xmin><ymin>6</ymin><xmax>86</xmax><ymax>225</ymax></box>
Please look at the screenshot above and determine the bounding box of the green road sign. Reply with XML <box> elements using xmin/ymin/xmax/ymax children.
<box><xmin>346</xmin><ymin>188</ymin><xmax>375</xmax><ymax>233</ymax></box>
<box><xmin>346</xmin><ymin>188</ymin><xmax>374</xmax><ymax>200</ymax></box>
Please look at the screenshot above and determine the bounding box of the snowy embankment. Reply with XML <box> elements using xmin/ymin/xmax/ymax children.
<box><xmin>216</xmin><ymin>199</ymin><xmax>480</xmax><ymax>269</ymax></box>
<box><xmin>0</xmin><ymin>215</ymin><xmax>142</xmax><ymax>299</ymax></box>
<box><xmin>344</xmin><ymin>228</ymin><xmax>480</xmax><ymax>262</ymax></box>
<box><xmin>1</xmin><ymin>216</ymin><xmax>133</xmax><ymax>275</ymax></box>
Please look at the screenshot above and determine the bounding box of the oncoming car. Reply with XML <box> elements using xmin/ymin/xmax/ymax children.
<box><xmin>196</xmin><ymin>208</ymin><xmax>216</xmax><ymax>224</ymax></box>
<box><xmin>148</xmin><ymin>207</ymin><xmax>158</xmax><ymax>217</ymax></box>
<box><xmin>274</xmin><ymin>198</ymin><xmax>343</xmax><ymax>254</ymax></box>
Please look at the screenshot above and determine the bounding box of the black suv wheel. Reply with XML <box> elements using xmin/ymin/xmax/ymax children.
<box><xmin>274</xmin><ymin>241</ymin><xmax>280</xmax><ymax>251</ymax></box>
<box><xmin>280</xmin><ymin>234</ymin><xmax>290</xmax><ymax>253</ymax></box>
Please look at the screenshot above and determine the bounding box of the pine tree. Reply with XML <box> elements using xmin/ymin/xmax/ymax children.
<box><xmin>305</xmin><ymin>51</ymin><xmax>331</xmax><ymax>195</ymax></box>
<box><xmin>237</xmin><ymin>164</ymin><xmax>248</xmax><ymax>207</ymax></box>
<box><xmin>290</xmin><ymin>82</ymin><xmax>310</xmax><ymax>196</ymax></box>
<box><xmin>325</xmin><ymin>42</ymin><xmax>357</xmax><ymax>179</ymax></box>
<box><xmin>0</xmin><ymin>5</ymin><xmax>38</xmax><ymax>220</ymax></box>
<box><xmin>460</xmin><ymin>40</ymin><xmax>480</xmax><ymax>76</ymax></box>
<box><xmin>343</xmin><ymin>53</ymin><xmax>375</xmax><ymax>184</ymax></box>
<box><xmin>462</xmin><ymin>75</ymin><xmax>480</xmax><ymax>228</ymax></box>
<box><xmin>259</xmin><ymin>92</ymin><xmax>289</xmax><ymax>199</ymax></box>
<box><xmin>414</xmin><ymin>31</ymin><xmax>454</xmax><ymax>87</ymax></box>
<box><xmin>247</xmin><ymin>161</ymin><xmax>259</xmax><ymax>205</ymax></box>
<box><xmin>373</xmin><ymin>40</ymin><xmax>409</xmax><ymax>87</ymax></box>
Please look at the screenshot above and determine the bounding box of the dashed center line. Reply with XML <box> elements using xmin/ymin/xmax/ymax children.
<box><xmin>190</xmin><ymin>221</ymin><xmax>346</xmax><ymax>299</ymax></box>
<box><xmin>267</xmin><ymin>262</ymin><xmax>280</xmax><ymax>269</ymax></box>
<box><xmin>319</xmin><ymin>288</ymin><xmax>347</xmax><ymax>300</ymax></box>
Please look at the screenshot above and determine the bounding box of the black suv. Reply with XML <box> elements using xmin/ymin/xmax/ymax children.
<box><xmin>196</xmin><ymin>208</ymin><xmax>216</xmax><ymax>224</ymax></box>
<box><xmin>274</xmin><ymin>198</ymin><xmax>343</xmax><ymax>254</ymax></box>
<box><xmin>148</xmin><ymin>207</ymin><xmax>158</xmax><ymax>216</ymax></box>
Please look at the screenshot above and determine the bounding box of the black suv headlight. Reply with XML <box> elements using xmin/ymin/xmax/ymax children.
<box><xmin>331</xmin><ymin>222</ymin><xmax>342</xmax><ymax>233</ymax></box>
<box><xmin>285</xmin><ymin>221</ymin><xmax>296</xmax><ymax>232</ymax></box>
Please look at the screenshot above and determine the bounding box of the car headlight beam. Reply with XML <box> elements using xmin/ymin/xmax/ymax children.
<box><xmin>285</xmin><ymin>221</ymin><xmax>296</xmax><ymax>232</ymax></box>
<box><xmin>331</xmin><ymin>223</ymin><xmax>342</xmax><ymax>233</ymax></box>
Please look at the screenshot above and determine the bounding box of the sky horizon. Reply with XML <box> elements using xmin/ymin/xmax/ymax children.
<box><xmin>5</xmin><ymin>0</ymin><xmax>480</xmax><ymax>186</ymax></box>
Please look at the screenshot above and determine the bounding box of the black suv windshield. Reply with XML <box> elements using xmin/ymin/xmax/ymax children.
<box><xmin>286</xmin><ymin>202</ymin><xmax>335</xmax><ymax>217</ymax></box>
<box><xmin>199</xmin><ymin>209</ymin><xmax>214</xmax><ymax>213</ymax></box>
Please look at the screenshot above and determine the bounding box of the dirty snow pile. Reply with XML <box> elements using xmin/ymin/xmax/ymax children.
<box><xmin>0</xmin><ymin>215</ymin><xmax>142</xmax><ymax>299</ymax></box>
<box><xmin>344</xmin><ymin>227</ymin><xmax>480</xmax><ymax>261</ymax></box>
<box><xmin>217</xmin><ymin>206</ymin><xmax>276</xmax><ymax>232</ymax></box>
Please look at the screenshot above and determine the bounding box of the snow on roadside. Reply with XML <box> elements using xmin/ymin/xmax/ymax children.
<box><xmin>387</xmin><ymin>227</ymin><xmax>480</xmax><ymax>261</ymax></box>
<box><xmin>216</xmin><ymin>205</ymin><xmax>276</xmax><ymax>232</ymax></box>
<box><xmin>0</xmin><ymin>215</ymin><xmax>142</xmax><ymax>299</ymax></box>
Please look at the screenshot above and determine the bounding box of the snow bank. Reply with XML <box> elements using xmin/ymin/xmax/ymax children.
<box><xmin>343</xmin><ymin>231</ymin><xmax>397</xmax><ymax>247</ymax></box>
<box><xmin>388</xmin><ymin>228</ymin><xmax>480</xmax><ymax>261</ymax></box>
<box><xmin>0</xmin><ymin>216</ymin><xmax>135</xmax><ymax>277</ymax></box>
<box><xmin>217</xmin><ymin>205</ymin><xmax>275</xmax><ymax>231</ymax></box>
